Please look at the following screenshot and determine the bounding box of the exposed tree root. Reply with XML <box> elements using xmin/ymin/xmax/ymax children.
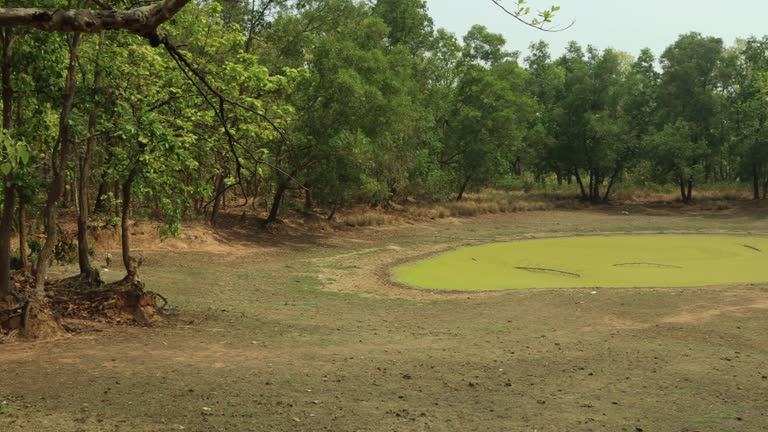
<box><xmin>1</xmin><ymin>270</ymin><xmax>168</xmax><ymax>340</ymax></box>
<box><xmin>47</xmin><ymin>276</ymin><xmax>164</xmax><ymax>326</ymax></box>
<box><xmin>514</xmin><ymin>267</ymin><xmax>581</xmax><ymax>278</ymax></box>
<box><xmin>613</xmin><ymin>262</ymin><xmax>683</xmax><ymax>269</ymax></box>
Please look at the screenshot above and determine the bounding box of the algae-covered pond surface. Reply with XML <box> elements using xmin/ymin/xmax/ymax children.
<box><xmin>395</xmin><ymin>235</ymin><xmax>768</xmax><ymax>291</ymax></box>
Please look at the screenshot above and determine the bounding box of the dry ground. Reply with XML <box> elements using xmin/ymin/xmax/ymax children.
<box><xmin>2</xmin><ymin>207</ymin><xmax>768</xmax><ymax>431</ymax></box>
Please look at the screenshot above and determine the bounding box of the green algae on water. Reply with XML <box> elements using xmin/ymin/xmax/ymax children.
<box><xmin>394</xmin><ymin>235</ymin><xmax>768</xmax><ymax>291</ymax></box>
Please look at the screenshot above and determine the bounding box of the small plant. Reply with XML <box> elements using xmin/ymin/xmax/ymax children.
<box><xmin>53</xmin><ymin>226</ymin><xmax>78</xmax><ymax>265</ymax></box>
<box><xmin>27</xmin><ymin>239</ymin><xmax>42</xmax><ymax>264</ymax></box>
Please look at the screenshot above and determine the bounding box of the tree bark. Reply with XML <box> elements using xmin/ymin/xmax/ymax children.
<box><xmin>327</xmin><ymin>203</ymin><xmax>338</xmax><ymax>221</ymax></box>
<box><xmin>686</xmin><ymin>179</ymin><xmax>693</xmax><ymax>203</ymax></box>
<box><xmin>121</xmin><ymin>169</ymin><xmax>139</xmax><ymax>283</ymax></box>
<box><xmin>94</xmin><ymin>179</ymin><xmax>108</xmax><ymax>213</ymax></box>
<box><xmin>0</xmin><ymin>23</ymin><xmax>14</xmax><ymax>301</ymax></box>
<box><xmin>0</xmin><ymin>0</ymin><xmax>190</xmax><ymax>35</ymax></box>
<box><xmin>602</xmin><ymin>168</ymin><xmax>620</xmax><ymax>203</ymax></box>
<box><xmin>591</xmin><ymin>174</ymin><xmax>601</xmax><ymax>203</ymax></box>
<box><xmin>679</xmin><ymin>177</ymin><xmax>687</xmax><ymax>203</ymax></box>
<box><xmin>574</xmin><ymin>168</ymin><xmax>587</xmax><ymax>200</ymax></box>
<box><xmin>210</xmin><ymin>173</ymin><xmax>225</xmax><ymax>226</ymax></box>
<box><xmin>753</xmin><ymin>163</ymin><xmax>760</xmax><ymax>201</ymax></box>
<box><xmin>34</xmin><ymin>32</ymin><xmax>80</xmax><ymax>297</ymax></box>
<box><xmin>17</xmin><ymin>199</ymin><xmax>27</xmax><ymax>272</ymax></box>
<box><xmin>456</xmin><ymin>175</ymin><xmax>471</xmax><ymax>201</ymax></box>
<box><xmin>762</xmin><ymin>170</ymin><xmax>768</xmax><ymax>200</ymax></box>
<box><xmin>0</xmin><ymin>182</ymin><xmax>15</xmax><ymax>301</ymax></box>
<box><xmin>77</xmin><ymin>31</ymin><xmax>105</xmax><ymax>284</ymax></box>
<box><xmin>265</xmin><ymin>181</ymin><xmax>287</xmax><ymax>224</ymax></box>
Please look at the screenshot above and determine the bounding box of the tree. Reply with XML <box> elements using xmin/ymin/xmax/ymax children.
<box><xmin>644</xmin><ymin>121</ymin><xmax>708</xmax><ymax>202</ymax></box>
<box><xmin>444</xmin><ymin>30</ymin><xmax>536</xmax><ymax>199</ymax></box>
<box><xmin>727</xmin><ymin>37</ymin><xmax>768</xmax><ymax>199</ymax></box>
<box><xmin>659</xmin><ymin>32</ymin><xmax>724</xmax><ymax>183</ymax></box>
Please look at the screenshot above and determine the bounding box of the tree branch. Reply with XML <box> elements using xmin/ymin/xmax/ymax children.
<box><xmin>0</xmin><ymin>0</ymin><xmax>189</xmax><ymax>35</ymax></box>
<box><xmin>490</xmin><ymin>0</ymin><xmax>573</xmax><ymax>33</ymax></box>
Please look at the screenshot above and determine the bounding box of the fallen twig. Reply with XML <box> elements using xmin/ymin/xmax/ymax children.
<box><xmin>515</xmin><ymin>267</ymin><xmax>581</xmax><ymax>278</ymax></box>
<box><xmin>743</xmin><ymin>244</ymin><xmax>762</xmax><ymax>253</ymax></box>
<box><xmin>613</xmin><ymin>262</ymin><xmax>683</xmax><ymax>269</ymax></box>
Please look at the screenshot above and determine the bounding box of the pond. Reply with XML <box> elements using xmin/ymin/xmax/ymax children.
<box><xmin>394</xmin><ymin>235</ymin><xmax>768</xmax><ymax>291</ymax></box>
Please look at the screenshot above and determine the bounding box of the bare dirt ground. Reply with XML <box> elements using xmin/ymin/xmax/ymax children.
<box><xmin>2</xmin><ymin>207</ymin><xmax>768</xmax><ymax>431</ymax></box>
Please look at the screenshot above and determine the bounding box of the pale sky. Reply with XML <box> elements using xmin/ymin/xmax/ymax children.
<box><xmin>426</xmin><ymin>1</ymin><xmax>768</xmax><ymax>59</ymax></box>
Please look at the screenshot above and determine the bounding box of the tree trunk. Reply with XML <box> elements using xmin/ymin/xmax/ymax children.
<box><xmin>679</xmin><ymin>177</ymin><xmax>687</xmax><ymax>203</ymax></box>
<box><xmin>266</xmin><ymin>181</ymin><xmax>287</xmax><ymax>224</ymax></box>
<box><xmin>94</xmin><ymin>179</ymin><xmax>108</xmax><ymax>213</ymax></box>
<box><xmin>0</xmin><ymin>24</ymin><xmax>14</xmax><ymax>301</ymax></box>
<box><xmin>574</xmin><ymin>169</ymin><xmax>587</xmax><ymax>200</ymax></box>
<box><xmin>686</xmin><ymin>179</ymin><xmax>693</xmax><ymax>203</ymax></box>
<box><xmin>34</xmin><ymin>32</ymin><xmax>80</xmax><ymax>297</ymax></box>
<box><xmin>602</xmin><ymin>169</ymin><xmax>620</xmax><ymax>203</ymax></box>
<box><xmin>77</xmin><ymin>31</ymin><xmax>104</xmax><ymax>285</ymax></box>
<box><xmin>753</xmin><ymin>163</ymin><xmax>760</xmax><ymax>201</ymax></box>
<box><xmin>762</xmin><ymin>171</ymin><xmax>768</xmax><ymax>200</ymax></box>
<box><xmin>327</xmin><ymin>203</ymin><xmax>338</xmax><ymax>221</ymax></box>
<box><xmin>121</xmin><ymin>168</ymin><xmax>140</xmax><ymax>283</ymax></box>
<box><xmin>456</xmin><ymin>176</ymin><xmax>471</xmax><ymax>201</ymax></box>
<box><xmin>210</xmin><ymin>173</ymin><xmax>225</xmax><ymax>226</ymax></box>
<box><xmin>62</xmin><ymin>176</ymin><xmax>75</xmax><ymax>208</ymax></box>
<box><xmin>0</xmin><ymin>182</ymin><xmax>15</xmax><ymax>301</ymax></box>
<box><xmin>592</xmin><ymin>178</ymin><xmax>601</xmax><ymax>202</ymax></box>
<box><xmin>304</xmin><ymin>186</ymin><xmax>313</xmax><ymax>212</ymax></box>
<box><xmin>18</xmin><ymin>199</ymin><xmax>28</xmax><ymax>272</ymax></box>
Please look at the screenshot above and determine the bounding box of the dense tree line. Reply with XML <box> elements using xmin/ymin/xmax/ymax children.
<box><xmin>1</xmin><ymin>0</ymin><xmax>768</xmax><ymax>331</ymax></box>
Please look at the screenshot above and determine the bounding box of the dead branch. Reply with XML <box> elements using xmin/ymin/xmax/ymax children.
<box><xmin>515</xmin><ymin>267</ymin><xmax>581</xmax><ymax>278</ymax></box>
<box><xmin>613</xmin><ymin>262</ymin><xmax>683</xmax><ymax>269</ymax></box>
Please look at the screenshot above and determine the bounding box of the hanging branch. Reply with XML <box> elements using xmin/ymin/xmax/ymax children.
<box><xmin>162</xmin><ymin>37</ymin><xmax>307</xmax><ymax>191</ymax></box>
<box><xmin>490</xmin><ymin>0</ymin><xmax>573</xmax><ymax>32</ymax></box>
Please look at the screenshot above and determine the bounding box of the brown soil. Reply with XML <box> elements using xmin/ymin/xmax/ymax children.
<box><xmin>2</xmin><ymin>207</ymin><xmax>768</xmax><ymax>431</ymax></box>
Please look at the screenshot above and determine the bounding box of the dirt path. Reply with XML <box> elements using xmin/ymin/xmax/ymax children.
<box><xmin>2</xmin><ymin>210</ymin><xmax>768</xmax><ymax>431</ymax></box>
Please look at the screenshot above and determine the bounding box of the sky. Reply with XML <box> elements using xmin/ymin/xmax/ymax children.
<box><xmin>425</xmin><ymin>0</ymin><xmax>768</xmax><ymax>60</ymax></box>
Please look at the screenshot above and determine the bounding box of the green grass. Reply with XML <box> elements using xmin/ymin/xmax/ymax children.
<box><xmin>395</xmin><ymin>234</ymin><xmax>768</xmax><ymax>291</ymax></box>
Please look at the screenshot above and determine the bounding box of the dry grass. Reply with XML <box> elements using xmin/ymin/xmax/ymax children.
<box><xmin>309</xmin><ymin>185</ymin><xmax>757</xmax><ymax>230</ymax></box>
<box><xmin>612</xmin><ymin>186</ymin><xmax>752</xmax><ymax>204</ymax></box>
<box><xmin>334</xmin><ymin>190</ymin><xmax>575</xmax><ymax>227</ymax></box>
<box><xmin>339</xmin><ymin>211</ymin><xmax>400</xmax><ymax>227</ymax></box>
<box><xmin>332</xmin><ymin>188</ymin><xmax>596</xmax><ymax>228</ymax></box>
